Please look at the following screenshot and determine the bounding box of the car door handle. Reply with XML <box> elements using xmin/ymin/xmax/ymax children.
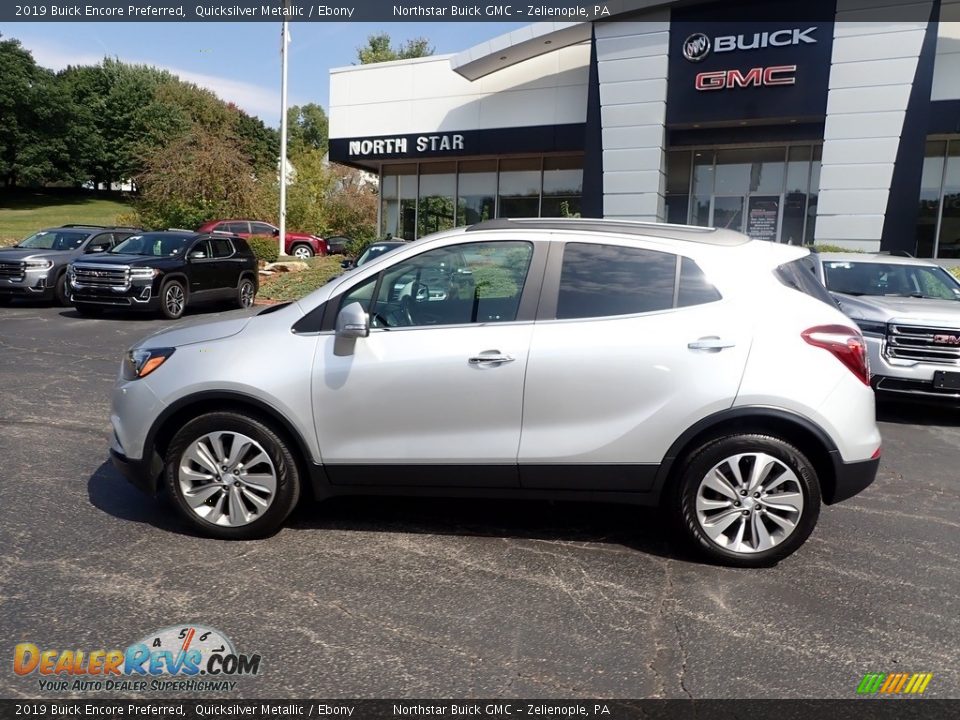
<box><xmin>468</xmin><ymin>352</ymin><xmax>515</xmax><ymax>365</ymax></box>
<box><xmin>688</xmin><ymin>337</ymin><xmax>736</xmax><ymax>352</ymax></box>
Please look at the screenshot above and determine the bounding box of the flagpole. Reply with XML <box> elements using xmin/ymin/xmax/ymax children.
<box><xmin>278</xmin><ymin>0</ymin><xmax>290</xmax><ymax>257</ymax></box>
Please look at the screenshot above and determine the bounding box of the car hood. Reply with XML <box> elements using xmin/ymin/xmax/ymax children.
<box><xmin>134</xmin><ymin>315</ymin><xmax>252</xmax><ymax>350</ymax></box>
<box><xmin>73</xmin><ymin>253</ymin><xmax>169</xmax><ymax>267</ymax></box>
<box><xmin>0</xmin><ymin>247</ymin><xmax>73</xmax><ymax>262</ymax></box>
<box><xmin>833</xmin><ymin>292</ymin><xmax>960</xmax><ymax>327</ymax></box>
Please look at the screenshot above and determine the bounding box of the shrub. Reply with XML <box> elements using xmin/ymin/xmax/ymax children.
<box><xmin>247</xmin><ymin>235</ymin><xmax>279</xmax><ymax>264</ymax></box>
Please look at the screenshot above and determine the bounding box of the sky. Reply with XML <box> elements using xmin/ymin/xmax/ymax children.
<box><xmin>0</xmin><ymin>21</ymin><xmax>526</xmax><ymax>125</ymax></box>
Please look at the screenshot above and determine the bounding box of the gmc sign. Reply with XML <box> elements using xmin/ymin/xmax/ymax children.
<box><xmin>695</xmin><ymin>65</ymin><xmax>797</xmax><ymax>91</ymax></box>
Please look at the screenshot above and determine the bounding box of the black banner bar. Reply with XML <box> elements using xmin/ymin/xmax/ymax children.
<box><xmin>0</xmin><ymin>0</ymin><xmax>947</xmax><ymax>22</ymax></box>
<box><xmin>0</xmin><ymin>700</ymin><xmax>958</xmax><ymax>720</ymax></box>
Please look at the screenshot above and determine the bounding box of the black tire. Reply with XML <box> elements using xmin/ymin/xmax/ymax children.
<box><xmin>160</xmin><ymin>279</ymin><xmax>187</xmax><ymax>320</ymax></box>
<box><xmin>237</xmin><ymin>276</ymin><xmax>256</xmax><ymax>309</ymax></box>
<box><xmin>673</xmin><ymin>434</ymin><xmax>821</xmax><ymax>568</ymax></box>
<box><xmin>54</xmin><ymin>272</ymin><xmax>69</xmax><ymax>306</ymax></box>
<box><xmin>74</xmin><ymin>303</ymin><xmax>103</xmax><ymax>316</ymax></box>
<box><xmin>164</xmin><ymin>411</ymin><xmax>301</xmax><ymax>540</ymax></box>
<box><xmin>291</xmin><ymin>244</ymin><xmax>314</xmax><ymax>259</ymax></box>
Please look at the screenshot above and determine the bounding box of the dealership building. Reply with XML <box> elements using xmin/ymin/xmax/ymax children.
<box><xmin>328</xmin><ymin>0</ymin><xmax>960</xmax><ymax>257</ymax></box>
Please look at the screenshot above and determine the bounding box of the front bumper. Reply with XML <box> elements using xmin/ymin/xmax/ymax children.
<box><xmin>864</xmin><ymin>334</ymin><xmax>960</xmax><ymax>401</ymax></box>
<box><xmin>0</xmin><ymin>275</ymin><xmax>54</xmax><ymax>298</ymax></box>
<box><xmin>110</xmin><ymin>447</ymin><xmax>164</xmax><ymax>495</ymax></box>
<box><xmin>827</xmin><ymin>455</ymin><xmax>880</xmax><ymax>505</ymax></box>
<box><xmin>70</xmin><ymin>287</ymin><xmax>158</xmax><ymax>309</ymax></box>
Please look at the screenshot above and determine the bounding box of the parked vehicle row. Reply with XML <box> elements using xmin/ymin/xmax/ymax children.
<box><xmin>108</xmin><ymin>218</ymin><xmax>882</xmax><ymax>567</ymax></box>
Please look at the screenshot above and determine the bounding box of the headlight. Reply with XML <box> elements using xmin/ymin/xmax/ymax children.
<box><xmin>854</xmin><ymin>319</ymin><xmax>886</xmax><ymax>336</ymax></box>
<box><xmin>122</xmin><ymin>347</ymin><xmax>175</xmax><ymax>380</ymax></box>
<box><xmin>129</xmin><ymin>268</ymin><xmax>160</xmax><ymax>279</ymax></box>
<box><xmin>25</xmin><ymin>259</ymin><xmax>53</xmax><ymax>270</ymax></box>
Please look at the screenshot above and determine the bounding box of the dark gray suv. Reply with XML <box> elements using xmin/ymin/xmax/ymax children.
<box><xmin>0</xmin><ymin>224</ymin><xmax>140</xmax><ymax>306</ymax></box>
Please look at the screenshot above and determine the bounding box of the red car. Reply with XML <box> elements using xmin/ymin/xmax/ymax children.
<box><xmin>196</xmin><ymin>220</ymin><xmax>328</xmax><ymax>259</ymax></box>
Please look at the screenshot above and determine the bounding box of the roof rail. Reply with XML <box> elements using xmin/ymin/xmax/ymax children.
<box><xmin>166</xmin><ymin>228</ymin><xmax>196</xmax><ymax>233</ymax></box>
<box><xmin>60</xmin><ymin>223</ymin><xmax>106</xmax><ymax>228</ymax></box>
<box><xmin>465</xmin><ymin>217</ymin><xmax>748</xmax><ymax>246</ymax></box>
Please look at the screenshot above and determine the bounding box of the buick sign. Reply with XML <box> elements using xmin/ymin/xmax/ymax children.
<box><xmin>683</xmin><ymin>33</ymin><xmax>711</xmax><ymax>62</ymax></box>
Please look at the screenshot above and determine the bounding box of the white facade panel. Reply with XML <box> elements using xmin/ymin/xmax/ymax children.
<box><xmin>601</xmin><ymin>102</ymin><xmax>667</xmax><ymax>127</ymax></box>
<box><xmin>824</xmin><ymin>111</ymin><xmax>906</xmax><ymax>138</ymax></box>
<box><xmin>825</xmin><ymin>85</ymin><xmax>912</xmax><ymax>114</ymax></box>
<box><xmin>604</xmin><ymin>192</ymin><xmax>662</xmax><ymax>219</ymax></box>
<box><xmin>596</xmin><ymin>32</ymin><xmax>670</xmax><ymax>61</ymax></box>
<box><xmin>816</xmin><ymin>189</ymin><xmax>890</xmax><ymax>215</ymax></box>
<box><xmin>828</xmin><ymin>58</ymin><xmax>921</xmax><ymax>88</ymax></box>
<box><xmin>821</xmin><ymin>137</ymin><xmax>901</xmax><ymax>165</ymax></box>
<box><xmin>830</xmin><ymin>29</ymin><xmax>926</xmax><ymax>63</ymax></box>
<box><xmin>819</xmin><ymin>163</ymin><xmax>896</xmax><ymax>189</ymax></box>
<box><xmin>602</xmin><ymin>125</ymin><xmax>665</xmax><ymax>150</ymax></box>
<box><xmin>603</xmin><ymin>148</ymin><xmax>664</xmax><ymax>173</ymax></box>
<box><xmin>602</xmin><ymin>170</ymin><xmax>665</xmax><ymax>194</ymax></box>
<box><xmin>597</xmin><ymin>55</ymin><xmax>669</xmax><ymax>83</ymax></box>
<box><xmin>598</xmin><ymin>78</ymin><xmax>668</xmax><ymax>106</ymax></box>
<box><xmin>931</xmin><ymin>47</ymin><xmax>960</xmax><ymax>101</ymax></box>
<box><xmin>814</xmin><ymin>214</ymin><xmax>886</xmax><ymax>240</ymax></box>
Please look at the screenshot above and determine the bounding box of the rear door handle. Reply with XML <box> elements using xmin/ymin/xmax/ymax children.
<box><xmin>688</xmin><ymin>337</ymin><xmax>736</xmax><ymax>352</ymax></box>
<box><xmin>468</xmin><ymin>351</ymin><xmax>515</xmax><ymax>365</ymax></box>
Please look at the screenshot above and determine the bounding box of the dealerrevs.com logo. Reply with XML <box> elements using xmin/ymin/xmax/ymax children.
<box><xmin>14</xmin><ymin>625</ymin><xmax>261</xmax><ymax>693</ymax></box>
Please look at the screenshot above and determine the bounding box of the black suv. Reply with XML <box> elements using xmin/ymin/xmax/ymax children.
<box><xmin>0</xmin><ymin>225</ymin><xmax>140</xmax><ymax>306</ymax></box>
<box><xmin>67</xmin><ymin>231</ymin><xmax>259</xmax><ymax>319</ymax></box>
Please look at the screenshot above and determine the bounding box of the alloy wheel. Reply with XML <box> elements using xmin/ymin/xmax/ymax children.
<box><xmin>239</xmin><ymin>281</ymin><xmax>255</xmax><ymax>308</ymax></box>
<box><xmin>177</xmin><ymin>431</ymin><xmax>278</xmax><ymax>527</ymax></box>
<box><xmin>694</xmin><ymin>452</ymin><xmax>804</xmax><ymax>554</ymax></box>
<box><xmin>293</xmin><ymin>246</ymin><xmax>312</xmax><ymax>259</ymax></box>
<box><xmin>165</xmin><ymin>284</ymin><xmax>185</xmax><ymax>317</ymax></box>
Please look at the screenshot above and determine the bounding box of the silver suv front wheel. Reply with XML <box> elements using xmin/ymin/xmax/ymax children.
<box><xmin>165</xmin><ymin>412</ymin><xmax>301</xmax><ymax>539</ymax></box>
<box><xmin>675</xmin><ymin>435</ymin><xmax>821</xmax><ymax>567</ymax></box>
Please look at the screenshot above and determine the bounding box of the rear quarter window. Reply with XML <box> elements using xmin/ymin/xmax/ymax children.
<box><xmin>775</xmin><ymin>257</ymin><xmax>837</xmax><ymax>307</ymax></box>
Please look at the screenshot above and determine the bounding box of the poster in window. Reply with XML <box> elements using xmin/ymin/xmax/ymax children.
<box><xmin>747</xmin><ymin>196</ymin><xmax>780</xmax><ymax>242</ymax></box>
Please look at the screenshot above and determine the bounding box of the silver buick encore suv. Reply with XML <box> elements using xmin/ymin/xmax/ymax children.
<box><xmin>109</xmin><ymin>218</ymin><xmax>882</xmax><ymax>567</ymax></box>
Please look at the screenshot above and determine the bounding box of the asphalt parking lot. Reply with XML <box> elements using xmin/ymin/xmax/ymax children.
<box><xmin>1</xmin><ymin>302</ymin><xmax>958</xmax><ymax>700</ymax></box>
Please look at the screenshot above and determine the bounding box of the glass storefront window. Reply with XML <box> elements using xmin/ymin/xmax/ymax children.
<box><xmin>542</xmin><ymin>156</ymin><xmax>583</xmax><ymax>218</ymax></box>
<box><xmin>417</xmin><ymin>162</ymin><xmax>456</xmax><ymax>238</ymax></box>
<box><xmin>380</xmin><ymin>164</ymin><xmax>417</xmax><ymax>240</ymax></box>
<box><xmin>804</xmin><ymin>146</ymin><xmax>821</xmax><ymax>246</ymax></box>
<box><xmin>456</xmin><ymin>160</ymin><xmax>497</xmax><ymax>226</ymax></box>
<box><xmin>782</xmin><ymin>146</ymin><xmax>811</xmax><ymax>246</ymax></box>
<box><xmin>940</xmin><ymin>141</ymin><xmax>960</xmax><ymax>258</ymax></box>
<box><xmin>498</xmin><ymin>158</ymin><xmax>541</xmax><ymax>218</ymax></box>
<box><xmin>665</xmin><ymin>150</ymin><xmax>691</xmax><ymax>224</ymax></box>
<box><xmin>916</xmin><ymin>141</ymin><xmax>947</xmax><ymax>258</ymax></box>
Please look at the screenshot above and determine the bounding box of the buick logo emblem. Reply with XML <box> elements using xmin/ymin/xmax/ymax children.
<box><xmin>683</xmin><ymin>33</ymin><xmax>711</xmax><ymax>62</ymax></box>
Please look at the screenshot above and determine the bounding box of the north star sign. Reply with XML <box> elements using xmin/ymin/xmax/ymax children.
<box><xmin>348</xmin><ymin>134</ymin><xmax>464</xmax><ymax>157</ymax></box>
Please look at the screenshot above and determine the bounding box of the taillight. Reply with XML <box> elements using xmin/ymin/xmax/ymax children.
<box><xmin>801</xmin><ymin>324</ymin><xmax>870</xmax><ymax>386</ymax></box>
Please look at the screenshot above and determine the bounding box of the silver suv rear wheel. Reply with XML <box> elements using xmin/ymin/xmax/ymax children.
<box><xmin>675</xmin><ymin>435</ymin><xmax>821</xmax><ymax>567</ymax></box>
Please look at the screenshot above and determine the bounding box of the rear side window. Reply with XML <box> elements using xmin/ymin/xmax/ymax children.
<box><xmin>776</xmin><ymin>257</ymin><xmax>837</xmax><ymax>307</ymax></box>
<box><xmin>677</xmin><ymin>257</ymin><xmax>722</xmax><ymax>307</ymax></box>
<box><xmin>557</xmin><ymin>243</ymin><xmax>677</xmax><ymax>319</ymax></box>
<box><xmin>211</xmin><ymin>238</ymin><xmax>234</xmax><ymax>257</ymax></box>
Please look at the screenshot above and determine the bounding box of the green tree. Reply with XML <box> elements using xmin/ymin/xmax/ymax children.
<box><xmin>287</xmin><ymin>103</ymin><xmax>328</xmax><ymax>154</ymax></box>
<box><xmin>132</xmin><ymin>127</ymin><xmax>266</xmax><ymax>230</ymax></box>
<box><xmin>356</xmin><ymin>33</ymin><xmax>434</xmax><ymax>64</ymax></box>
<box><xmin>0</xmin><ymin>37</ymin><xmax>79</xmax><ymax>187</ymax></box>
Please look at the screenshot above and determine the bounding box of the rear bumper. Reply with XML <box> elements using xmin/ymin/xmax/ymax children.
<box><xmin>109</xmin><ymin>447</ymin><xmax>163</xmax><ymax>495</ymax></box>
<box><xmin>827</xmin><ymin>454</ymin><xmax>880</xmax><ymax>505</ymax></box>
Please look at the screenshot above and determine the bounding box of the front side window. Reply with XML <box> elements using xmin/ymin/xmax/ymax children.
<box><xmin>250</xmin><ymin>222</ymin><xmax>275</xmax><ymax>235</ymax></box>
<box><xmin>225</xmin><ymin>222</ymin><xmax>250</xmax><ymax>235</ymax></box>
<box><xmin>86</xmin><ymin>233</ymin><xmax>115</xmax><ymax>252</ymax></box>
<box><xmin>341</xmin><ymin>241</ymin><xmax>534</xmax><ymax>329</ymax></box>
<box><xmin>111</xmin><ymin>234</ymin><xmax>192</xmax><ymax>256</ymax></box>
<box><xmin>557</xmin><ymin>243</ymin><xmax>677</xmax><ymax>319</ymax></box>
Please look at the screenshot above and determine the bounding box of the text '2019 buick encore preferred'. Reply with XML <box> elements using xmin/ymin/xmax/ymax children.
<box><xmin>109</xmin><ymin>218</ymin><xmax>881</xmax><ymax>567</ymax></box>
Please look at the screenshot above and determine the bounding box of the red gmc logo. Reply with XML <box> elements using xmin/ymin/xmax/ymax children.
<box><xmin>695</xmin><ymin>65</ymin><xmax>797</xmax><ymax>91</ymax></box>
<box><xmin>932</xmin><ymin>334</ymin><xmax>960</xmax><ymax>345</ymax></box>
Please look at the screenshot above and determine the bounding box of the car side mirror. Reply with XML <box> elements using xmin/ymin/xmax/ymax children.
<box><xmin>340</xmin><ymin>260</ymin><xmax>353</xmax><ymax>269</ymax></box>
<box><xmin>335</xmin><ymin>302</ymin><xmax>369</xmax><ymax>339</ymax></box>
<box><xmin>189</xmin><ymin>251</ymin><xmax>206</xmax><ymax>260</ymax></box>
<box><xmin>272</xmin><ymin>228</ymin><xmax>280</xmax><ymax>237</ymax></box>
<box><xmin>87</xmin><ymin>246</ymin><xmax>106</xmax><ymax>254</ymax></box>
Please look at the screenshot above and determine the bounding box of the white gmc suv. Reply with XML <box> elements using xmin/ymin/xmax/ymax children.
<box><xmin>109</xmin><ymin>218</ymin><xmax>881</xmax><ymax>567</ymax></box>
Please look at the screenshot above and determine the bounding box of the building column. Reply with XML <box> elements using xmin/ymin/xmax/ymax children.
<box><xmin>595</xmin><ymin>12</ymin><xmax>670</xmax><ymax>222</ymax></box>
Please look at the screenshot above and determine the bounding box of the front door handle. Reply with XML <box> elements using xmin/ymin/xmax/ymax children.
<box><xmin>688</xmin><ymin>336</ymin><xmax>736</xmax><ymax>352</ymax></box>
<box><xmin>468</xmin><ymin>351</ymin><xmax>515</xmax><ymax>365</ymax></box>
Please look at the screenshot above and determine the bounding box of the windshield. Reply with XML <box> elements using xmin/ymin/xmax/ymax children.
<box><xmin>111</xmin><ymin>234</ymin><xmax>192</xmax><ymax>256</ymax></box>
<box><xmin>823</xmin><ymin>261</ymin><xmax>960</xmax><ymax>301</ymax></box>
<box><xmin>16</xmin><ymin>230</ymin><xmax>89</xmax><ymax>251</ymax></box>
<box><xmin>356</xmin><ymin>243</ymin><xmax>399</xmax><ymax>266</ymax></box>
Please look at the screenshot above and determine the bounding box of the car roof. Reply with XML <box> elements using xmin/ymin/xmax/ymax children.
<box><xmin>466</xmin><ymin>218</ymin><xmax>750</xmax><ymax>246</ymax></box>
<box><xmin>817</xmin><ymin>253</ymin><xmax>945</xmax><ymax>267</ymax></box>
